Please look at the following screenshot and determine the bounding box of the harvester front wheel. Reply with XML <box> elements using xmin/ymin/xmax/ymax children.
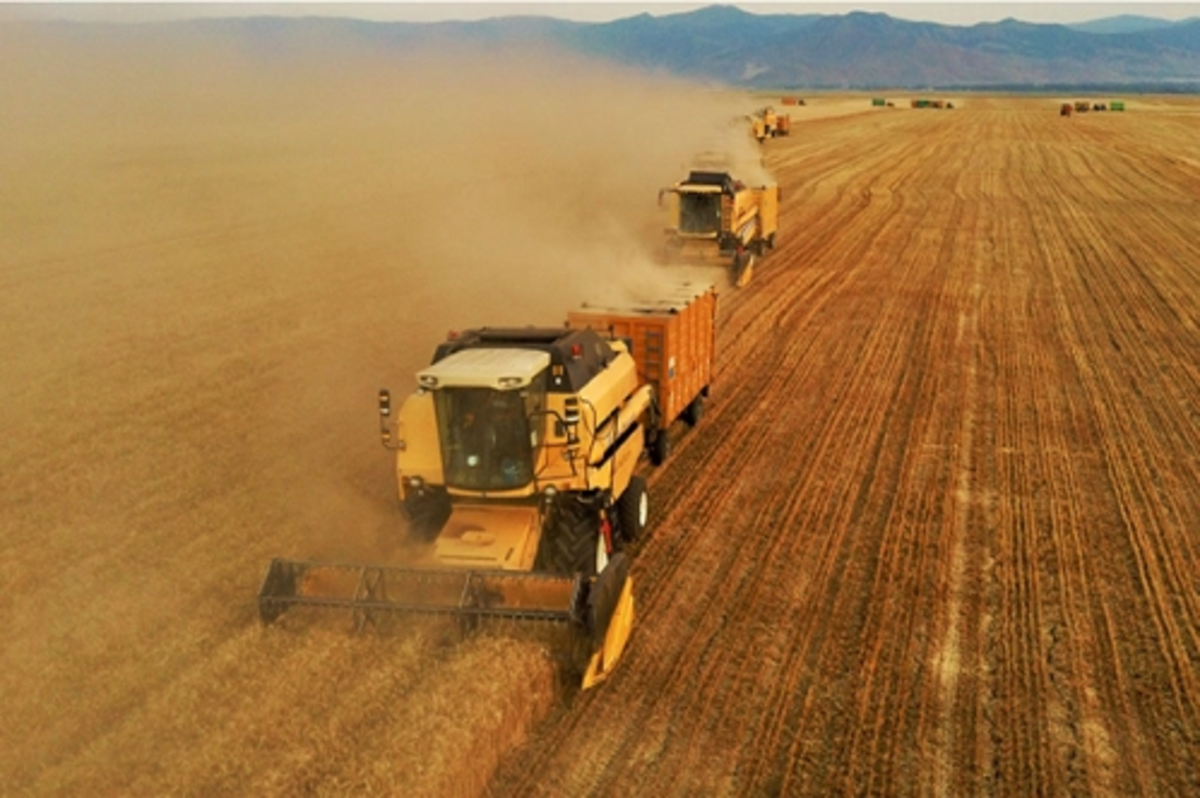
<box><xmin>617</xmin><ymin>476</ymin><xmax>648</xmax><ymax>544</ymax></box>
<box><xmin>537</xmin><ymin>497</ymin><xmax>603</xmax><ymax>577</ymax></box>
<box><xmin>402</xmin><ymin>486</ymin><xmax>450</xmax><ymax>542</ymax></box>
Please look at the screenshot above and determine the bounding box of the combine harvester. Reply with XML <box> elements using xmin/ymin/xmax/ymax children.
<box><xmin>258</xmin><ymin>286</ymin><xmax>717</xmax><ymax>689</ymax></box>
<box><xmin>748</xmin><ymin>105</ymin><xmax>790</xmax><ymax>141</ymax></box>
<box><xmin>659</xmin><ymin>160</ymin><xmax>780</xmax><ymax>288</ymax></box>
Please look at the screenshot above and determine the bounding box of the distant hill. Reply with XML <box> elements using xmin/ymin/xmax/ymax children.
<box><xmin>1067</xmin><ymin>15</ymin><xmax>1183</xmax><ymax>34</ymax></box>
<box><xmin>7</xmin><ymin>6</ymin><xmax>1200</xmax><ymax>90</ymax></box>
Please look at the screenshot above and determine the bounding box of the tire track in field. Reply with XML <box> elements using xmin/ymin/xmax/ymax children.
<box><xmin>488</xmin><ymin>98</ymin><xmax>1200</xmax><ymax>797</ymax></box>
<box><xmin>1019</xmin><ymin>111</ymin><xmax>1200</xmax><ymax>794</ymax></box>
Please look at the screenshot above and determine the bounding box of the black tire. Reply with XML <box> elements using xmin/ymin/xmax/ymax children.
<box><xmin>403</xmin><ymin>486</ymin><xmax>450</xmax><ymax>542</ymax></box>
<box><xmin>682</xmin><ymin>394</ymin><xmax>705</xmax><ymax>427</ymax></box>
<box><xmin>588</xmin><ymin>552</ymin><xmax>631</xmax><ymax>651</ymax></box>
<box><xmin>616</xmin><ymin>476</ymin><xmax>648</xmax><ymax>544</ymax></box>
<box><xmin>536</xmin><ymin>495</ymin><xmax>602</xmax><ymax>576</ymax></box>
<box><xmin>650</xmin><ymin>430</ymin><xmax>672</xmax><ymax>466</ymax></box>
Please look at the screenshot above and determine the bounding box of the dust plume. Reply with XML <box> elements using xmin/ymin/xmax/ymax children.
<box><xmin>0</xmin><ymin>21</ymin><xmax>763</xmax><ymax>790</ymax></box>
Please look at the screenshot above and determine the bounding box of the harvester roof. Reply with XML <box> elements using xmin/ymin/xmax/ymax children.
<box><xmin>417</xmin><ymin>348</ymin><xmax>550</xmax><ymax>390</ymax></box>
<box><xmin>681</xmin><ymin>171</ymin><xmax>739</xmax><ymax>194</ymax></box>
<box><xmin>431</xmin><ymin>327</ymin><xmax>619</xmax><ymax>393</ymax></box>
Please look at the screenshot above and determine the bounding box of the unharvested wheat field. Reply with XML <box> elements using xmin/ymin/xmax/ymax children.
<box><xmin>3</xmin><ymin>28</ymin><xmax>1199</xmax><ymax>797</ymax></box>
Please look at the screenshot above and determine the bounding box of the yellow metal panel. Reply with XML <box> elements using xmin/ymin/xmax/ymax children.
<box><xmin>395</xmin><ymin>390</ymin><xmax>444</xmax><ymax>493</ymax></box>
<box><xmin>432</xmin><ymin>504</ymin><xmax>542</xmax><ymax>571</ymax></box>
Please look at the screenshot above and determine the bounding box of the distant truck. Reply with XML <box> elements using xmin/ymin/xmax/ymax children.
<box><xmin>659</xmin><ymin>170</ymin><xmax>780</xmax><ymax>288</ymax></box>
<box><xmin>568</xmin><ymin>284</ymin><xmax>717</xmax><ymax>465</ymax></box>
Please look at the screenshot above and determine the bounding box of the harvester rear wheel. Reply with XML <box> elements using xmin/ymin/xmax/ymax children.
<box><xmin>536</xmin><ymin>496</ymin><xmax>603</xmax><ymax>577</ymax></box>
<box><xmin>616</xmin><ymin>476</ymin><xmax>648</xmax><ymax>544</ymax></box>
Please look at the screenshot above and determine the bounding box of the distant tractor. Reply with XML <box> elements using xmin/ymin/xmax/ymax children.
<box><xmin>872</xmin><ymin>98</ymin><xmax>887</xmax><ymax>107</ymax></box>
<box><xmin>1061</xmin><ymin>103</ymin><xmax>1073</xmax><ymax>117</ymax></box>
<box><xmin>1111</xmin><ymin>100</ymin><xmax>1126</xmax><ymax>111</ymax></box>
<box><xmin>1074</xmin><ymin>101</ymin><xmax>1091</xmax><ymax>113</ymax></box>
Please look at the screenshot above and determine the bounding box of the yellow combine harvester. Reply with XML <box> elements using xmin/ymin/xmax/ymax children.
<box><xmin>260</xmin><ymin>325</ymin><xmax>666</xmax><ymax>688</ymax></box>
<box><xmin>750</xmin><ymin>105</ymin><xmax>781</xmax><ymax>142</ymax></box>
<box><xmin>659</xmin><ymin>169</ymin><xmax>780</xmax><ymax>287</ymax></box>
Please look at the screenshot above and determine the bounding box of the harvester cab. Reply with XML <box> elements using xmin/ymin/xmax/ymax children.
<box><xmin>261</xmin><ymin>326</ymin><xmax>654</xmax><ymax>689</ymax></box>
<box><xmin>659</xmin><ymin>170</ymin><xmax>780</xmax><ymax>288</ymax></box>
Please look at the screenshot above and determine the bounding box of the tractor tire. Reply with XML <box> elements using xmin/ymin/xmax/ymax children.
<box><xmin>616</xmin><ymin>476</ymin><xmax>648</xmax><ymax>544</ymax></box>
<box><xmin>682</xmin><ymin>394</ymin><xmax>705</xmax><ymax>427</ymax></box>
<box><xmin>589</xmin><ymin>552</ymin><xmax>631</xmax><ymax>651</ymax></box>
<box><xmin>403</xmin><ymin>486</ymin><xmax>450</xmax><ymax>542</ymax></box>
<box><xmin>536</xmin><ymin>496</ymin><xmax>602</xmax><ymax>576</ymax></box>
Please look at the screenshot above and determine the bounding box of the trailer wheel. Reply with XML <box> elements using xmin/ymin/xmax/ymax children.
<box><xmin>650</xmin><ymin>430</ymin><xmax>672</xmax><ymax>465</ymax></box>
<box><xmin>616</xmin><ymin>476</ymin><xmax>648</xmax><ymax>544</ymax></box>
<box><xmin>536</xmin><ymin>497</ymin><xmax>603</xmax><ymax>577</ymax></box>
<box><xmin>683</xmin><ymin>394</ymin><xmax>705</xmax><ymax>427</ymax></box>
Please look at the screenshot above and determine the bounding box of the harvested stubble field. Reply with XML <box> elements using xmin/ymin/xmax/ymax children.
<box><xmin>3</xmin><ymin>25</ymin><xmax>1200</xmax><ymax>797</ymax></box>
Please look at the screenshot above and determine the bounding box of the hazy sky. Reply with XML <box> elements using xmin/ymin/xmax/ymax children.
<box><xmin>6</xmin><ymin>1</ymin><xmax>1199</xmax><ymax>26</ymax></box>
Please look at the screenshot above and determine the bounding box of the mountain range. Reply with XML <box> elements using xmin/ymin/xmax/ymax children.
<box><xmin>11</xmin><ymin>5</ymin><xmax>1200</xmax><ymax>90</ymax></box>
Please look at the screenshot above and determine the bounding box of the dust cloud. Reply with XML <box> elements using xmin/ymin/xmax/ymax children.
<box><xmin>0</xmin><ymin>24</ymin><xmax>774</xmax><ymax>788</ymax></box>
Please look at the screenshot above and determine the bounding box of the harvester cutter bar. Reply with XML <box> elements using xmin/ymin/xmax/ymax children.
<box><xmin>257</xmin><ymin>558</ymin><xmax>587</xmax><ymax>630</ymax></box>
